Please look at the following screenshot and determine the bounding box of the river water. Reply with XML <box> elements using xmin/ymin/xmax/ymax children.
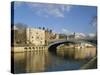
<box><xmin>12</xmin><ymin>47</ymin><xmax>96</xmax><ymax>74</ymax></box>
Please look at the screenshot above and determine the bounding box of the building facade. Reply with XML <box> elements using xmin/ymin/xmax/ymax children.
<box><xmin>26</xmin><ymin>28</ymin><xmax>46</xmax><ymax>46</ymax></box>
<box><xmin>12</xmin><ymin>25</ymin><xmax>59</xmax><ymax>46</ymax></box>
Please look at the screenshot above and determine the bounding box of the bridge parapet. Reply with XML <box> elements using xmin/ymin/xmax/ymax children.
<box><xmin>48</xmin><ymin>39</ymin><xmax>97</xmax><ymax>50</ymax></box>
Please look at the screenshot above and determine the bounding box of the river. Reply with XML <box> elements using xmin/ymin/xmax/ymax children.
<box><xmin>11</xmin><ymin>47</ymin><xmax>96</xmax><ymax>74</ymax></box>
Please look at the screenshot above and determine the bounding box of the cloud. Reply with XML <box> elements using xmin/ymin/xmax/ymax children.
<box><xmin>26</xmin><ymin>3</ymin><xmax>73</xmax><ymax>18</ymax></box>
<box><xmin>88</xmin><ymin>33</ymin><xmax>96</xmax><ymax>37</ymax></box>
<box><xmin>61</xmin><ymin>28</ymin><xmax>71</xmax><ymax>34</ymax></box>
<box><xmin>14</xmin><ymin>1</ymin><xmax>23</xmax><ymax>9</ymax></box>
<box><xmin>66</xmin><ymin>5</ymin><xmax>73</xmax><ymax>12</ymax></box>
<box><xmin>13</xmin><ymin>2</ymin><xmax>73</xmax><ymax>18</ymax></box>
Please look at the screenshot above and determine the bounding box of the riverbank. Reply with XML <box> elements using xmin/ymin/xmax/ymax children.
<box><xmin>57</xmin><ymin>44</ymin><xmax>95</xmax><ymax>50</ymax></box>
<box><xmin>11</xmin><ymin>46</ymin><xmax>48</xmax><ymax>53</ymax></box>
<box><xmin>80</xmin><ymin>56</ymin><xmax>97</xmax><ymax>69</ymax></box>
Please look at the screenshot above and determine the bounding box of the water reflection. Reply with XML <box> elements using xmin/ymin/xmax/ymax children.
<box><xmin>12</xmin><ymin>47</ymin><xmax>96</xmax><ymax>73</ymax></box>
<box><xmin>57</xmin><ymin>48</ymin><xmax>96</xmax><ymax>59</ymax></box>
<box><xmin>25</xmin><ymin>51</ymin><xmax>45</xmax><ymax>72</ymax></box>
<box><xmin>13</xmin><ymin>53</ymin><xmax>26</xmax><ymax>73</ymax></box>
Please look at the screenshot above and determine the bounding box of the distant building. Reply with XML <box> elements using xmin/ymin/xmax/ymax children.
<box><xmin>67</xmin><ymin>32</ymin><xmax>86</xmax><ymax>40</ymax></box>
<box><xmin>67</xmin><ymin>34</ymin><xmax>75</xmax><ymax>40</ymax></box>
<box><xmin>55</xmin><ymin>33</ymin><xmax>59</xmax><ymax>39</ymax></box>
<box><xmin>58</xmin><ymin>34</ymin><xmax>67</xmax><ymax>39</ymax></box>
<box><xmin>45</xmin><ymin>30</ymin><xmax>57</xmax><ymax>43</ymax></box>
<box><xmin>74</xmin><ymin>33</ymin><xmax>86</xmax><ymax>39</ymax></box>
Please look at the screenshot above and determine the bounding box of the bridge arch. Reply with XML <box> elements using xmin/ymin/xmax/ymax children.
<box><xmin>48</xmin><ymin>40</ymin><xmax>96</xmax><ymax>52</ymax></box>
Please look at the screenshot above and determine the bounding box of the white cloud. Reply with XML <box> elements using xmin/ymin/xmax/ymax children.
<box><xmin>26</xmin><ymin>3</ymin><xmax>73</xmax><ymax>18</ymax></box>
<box><xmin>62</xmin><ymin>28</ymin><xmax>69</xmax><ymax>33</ymax></box>
<box><xmin>66</xmin><ymin>5</ymin><xmax>73</xmax><ymax>12</ymax></box>
<box><xmin>75</xmin><ymin>33</ymin><xmax>86</xmax><ymax>37</ymax></box>
<box><xmin>61</xmin><ymin>28</ymin><xmax>71</xmax><ymax>34</ymax></box>
<box><xmin>13</xmin><ymin>2</ymin><xmax>73</xmax><ymax>18</ymax></box>
<box><xmin>88</xmin><ymin>33</ymin><xmax>96</xmax><ymax>37</ymax></box>
<box><xmin>14</xmin><ymin>2</ymin><xmax>23</xmax><ymax>9</ymax></box>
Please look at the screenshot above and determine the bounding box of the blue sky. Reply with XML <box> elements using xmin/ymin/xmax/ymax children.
<box><xmin>12</xmin><ymin>1</ymin><xmax>97</xmax><ymax>34</ymax></box>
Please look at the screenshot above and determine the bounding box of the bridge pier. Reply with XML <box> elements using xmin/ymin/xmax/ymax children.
<box><xmin>48</xmin><ymin>46</ymin><xmax>57</xmax><ymax>54</ymax></box>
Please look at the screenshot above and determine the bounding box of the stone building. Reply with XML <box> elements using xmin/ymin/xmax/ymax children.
<box><xmin>12</xmin><ymin>24</ymin><xmax>57</xmax><ymax>46</ymax></box>
<box><xmin>26</xmin><ymin>27</ymin><xmax>57</xmax><ymax>46</ymax></box>
<box><xmin>26</xmin><ymin>28</ymin><xmax>46</xmax><ymax>46</ymax></box>
<box><xmin>45</xmin><ymin>29</ymin><xmax>57</xmax><ymax>45</ymax></box>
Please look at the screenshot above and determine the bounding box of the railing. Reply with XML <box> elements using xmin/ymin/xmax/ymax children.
<box><xmin>48</xmin><ymin>39</ymin><xmax>97</xmax><ymax>47</ymax></box>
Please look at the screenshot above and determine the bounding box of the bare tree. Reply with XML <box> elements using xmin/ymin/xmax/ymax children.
<box><xmin>15</xmin><ymin>23</ymin><xmax>28</xmax><ymax>29</ymax></box>
<box><xmin>12</xmin><ymin>23</ymin><xmax>28</xmax><ymax>45</ymax></box>
<box><xmin>90</xmin><ymin>16</ymin><xmax>97</xmax><ymax>40</ymax></box>
<box><xmin>90</xmin><ymin>16</ymin><xmax>97</xmax><ymax>28</ymax></box>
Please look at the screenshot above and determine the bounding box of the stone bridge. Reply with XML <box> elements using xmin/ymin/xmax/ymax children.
<box><xmin>48</xmin><ymin>39</ymin><xmax>97</xmax><ymax>52</ymax></box>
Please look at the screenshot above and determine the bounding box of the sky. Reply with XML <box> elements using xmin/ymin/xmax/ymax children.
<box><xmin>12</xmin><ymin>1</ymin><xmax>97</xmax><ymax>35</ymax></box>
